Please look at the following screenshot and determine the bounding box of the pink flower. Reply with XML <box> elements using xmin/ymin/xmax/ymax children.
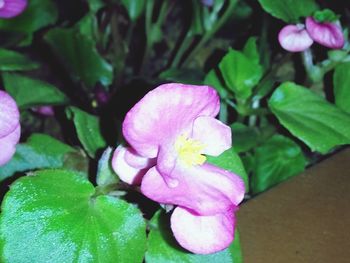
<box><xmin>0</xmin><ymin>90</ymin><xmax>20</xmax><ymax>166</ymax></box>
<box><xmin>112</xmin><ymin>83</ymin><xmax>245</xmax><ymax>254</ymax></box>
<box><xmin>278</xmin><ymin>17</ymin><xmax>344</xmax><ymax>52</ymax></box>
<box><xmin>0</xmin><ymin>0</ymin><xmax>27</xmax><ymax>19</ymax></box>
<box><xmin>278</xmin><ymin>24</ymin><xmax>314</xmax><ymax>52</ymax></box>
<box><xmin>32</xmin><ymin>106</ymin><xmax>55</xmax><ymax>117</ymax></box>
<box><xmin>305</xmin><ymin>16</ymin><xmax>344</xmax><ymax>49</ymax></box>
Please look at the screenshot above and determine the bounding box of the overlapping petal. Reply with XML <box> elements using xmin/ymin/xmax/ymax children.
<box><xmin>305</xmin><ymin>17</ymin><xmax>344</xmax><ymax>49</ymax></box>
<box><xmin>171</xmin><ymin>206</ymin><xmax>236</xmax><ymax>254</ymax></box>
<box><xmin>123</xmin><ymin>84</ymin><xmax>220</xmax><ymax>158</ymax></box>
<box><xmin>192</xmin><ymin>116</ymin><xmax>231</xmax><ymax>156</ymax></box>
<box><xmin>111</xmin><ymin>145</ymin><xmax>155</xmax><ymax>185</ymax></box>
<box><xmin>141</xmin><ymin>163</ymin><xmax>245</xmax><ymax>215</ymax></box>
<box><xmin>0</xmin><ymin>90</ymin><xmax>19</xmax><ymax>138</ymax></box>
<box><xmin>278</xmin><ymin>24</ymin><xmax>313</xmax><ymax>52</ymax></box>
<box><xmin>0</xmin><ymin>125</ymin><xmax>20</xmax><ymax>166</ymax></box>
<box><xmin>0</xmin><ymin>0</ymin><xmax>27</xmax><ymax>18</ymax></box>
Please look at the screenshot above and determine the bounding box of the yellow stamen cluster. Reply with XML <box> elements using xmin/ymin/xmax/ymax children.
<box><xmin>175</xmin><ymin>135</ymin><xmax>206</xmax><ymax>167</ymax></box>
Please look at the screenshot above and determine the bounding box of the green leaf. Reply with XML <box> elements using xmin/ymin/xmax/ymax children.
<box><xmin>204</xmin><ymin>69</ymin><xmax>229</xmax><ymax>99</ymax></box>
<box><xmin>96</xmin><ymin>147</ymin><xmax>119</xmax><ymax>186</ymax></box>
<box><xmin>45</xmin><ymin>28</ymin><xmax>113</xmax><ymax>87</ymax></box>
<box><xmin>67</xmin><ymin>107</ymin><xmax>107</xmax><ymax>158</ymax></box>
<box><xmin>243</xmin><ymin>37</ymin><xmax>259</xmax><ymax>65</ymax></box>
<box><xmin>257</xmin><ymin>0</ymin><xmax>318</xmax><ymax>23</ymax></box>
<box><xmin>145</xmin><ymin>211</ymin><xmax>242</xmax><ymax>263</ymax></box>
<box><xmin>231</xmin><ymin>123</ymin><xmax>259</xmax><ymax>153</ymax></box>
<box><xmin>269</xmin><ymin>82</ymin><xmax>350</xmax><ymax>153</ymax></box>
<box><xmin>207</xmin><ymin>148</ymin><xmax>249</xmax><ymax>192</ymax></box>
<box><xmin>0</xmin><ymin>169</ymin><xmax>147</xmax><ymax>263</ymax></box>
<box><xmin>2</xmin><ymin>73</ymin><xmax>68</xmax><ymax>109</ymax></box>
<box><xmin>334</xmin><ymin>62</ymin><xmax>350</xmax><ymax>114</ymax></box>
<box><xmin>121</xmin><ymin>0</ymin><xmax>145</xmax><ymax>22</ymax></box>
<box><xmin>219</xmin><ymin>48</ymin><xmax>263</xmax><ymax>100</ymax></box>
<box><xmin>313</xmin><ymin>9</ymin><xmax>339</xmax><ymax>23</ymax></box>
<box><xmin>0</xmin><ymin>134</ymin><xmax>76</xmax><ymax>182</ymax></box>
<box><xmin>0</xmin><ymin>49</ymin><xmax>39</xmax><ymax>71</ymax></box>
<box><xmin>0</xmin><ymin>0</ymin><xmax>58</xmax><ymax>45</ymax></box>
<box><xmin>251</xmin><ymin>134</ymin><xmax>306</xmax><ymax>194</ymax></box>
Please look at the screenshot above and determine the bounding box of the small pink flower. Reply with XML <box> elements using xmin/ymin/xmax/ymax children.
<box><xmin>305</xmin><ymin>16</ymin><xmax>344</xmax><ymax>49</ymax></box>
<box><xmin>32</xmin><ymin>106</ymin><xmax>55</xmax><ymax>117</ymax></box>
<box><xmin>0</xmin><ymin>90</ymin><xmax>20</xmax><ymax>166</ymax></box>
<box><xmin>112</xmin><ymin>83</ymin><xmax>245</xmax><ymax>254</ymax></box>
<box><xmin>278</xmin><ymin>24</ymin><xmax>314</xmax><ymax>52</ymax></box>
<box><xmin>0</xmin><ymin>0</ymin><xmax>27</xmax><ymax>19</ymax></box>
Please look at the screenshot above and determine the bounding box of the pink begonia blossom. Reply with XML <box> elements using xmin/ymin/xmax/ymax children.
<box><xmin>278</xmin><ymin>17</ymin><xmax>344</xmax><ymax>52</ymax></box>
<box><xmin>278</xmin><ymin>24</ymin><xmax>314</xmax><ymax>52</ymax></box>
<box><xmin>0</xmin><ymin>0</ymin><xmax>27</xmax><ymax>19</ymax></box>
<box><xmin>305</xmin><ymin>16</ymin><xmax>344</xmax><ymax>49</ymax></box>
<box><xmin>112</xmin><ymin>83</ymin><xmax>245</xmax><ymax>254</ymax></box>
<box><xmin>32</xmin><ymin>106</ymin><xmax>55</xmax><ymax>117</ymax></box>
<box><xmin>0</xmin><ymin>90</ymin><xmax>20</xmax><ymax>166</ymax></box>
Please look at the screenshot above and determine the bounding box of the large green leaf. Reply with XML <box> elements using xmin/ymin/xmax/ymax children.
<box><xmin>0</xmin><ymin>134</ymin><xmax>77</xmax><ymax>182</ymax></box>
<box><xmin>251</xmin><ymin>134</ymin><xmax>306</xmax><ymax>194</ymax></box>
<box><xmin>269</xmin><ymin>82</ymin><xmax>350</xmax><ymax>153</ymax></box>
<box><xmin>145</xmin><ymin>211</ymin><xmax>242</xmax><ymax>263</ymax></box>
<box><xmin>257</xmin><ymin>0</ymin><xmax>318</xmax><ymax>23</ymax></box>
<box><xmin>207</xmin><ymin>148</ymin><xmax>249</xmax><ymax>192</ymax></box>
<box><xmin>67</xmin><ymin>107</ymin><xmax>107</xmax><ymax>158</ymax></box>
<box><xmin>0</xmin><ymin>169</ymin><xmax>147</xmax><ymax>263</ymax></box>
<box><xmin>333</xmin><ymin>62</ymin><xmax>350</xmax><ymax>114</ymax></box>
<box><xmin>0</xmin><ymin>49</ymin><xmax>39</xmax><ymax>71</ymax></box>
<box><xmin>2</xmin><ymin>73</ymin><xmax>68</xmax><ymax>109</ymax></box>
<box><xmin>219</xmin><ymin>48</ymin><xmax>263</xmax><ymax>100</ymax></box>
<box><xmin>45</xmin><ymin>28</ymin><xmax>113</xmax><ymax>87</ymax></box>
<box><xmin>0</xmin><ymin>0</ymin><xmax>58</xmax><ymax>45</ymax></box>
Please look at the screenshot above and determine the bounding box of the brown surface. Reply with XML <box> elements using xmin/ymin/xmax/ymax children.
<box><xmin>237</xmin><ymin>148</ymin><xmax>350</xmax><ymax>263</ymax></box>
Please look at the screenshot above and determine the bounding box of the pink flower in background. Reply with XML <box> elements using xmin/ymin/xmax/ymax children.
<box><xmin>0</xmin><ymin>90</ymin><xmax>20</xmax><ymax>166</ymax></box>
<box><xmin>32</xmin><ymin>106</ymin><xmax>55</xmax><ymax>117</ymax></box>
<box><xmin>305</xmin><ymin>16</ymin><xmax>344</xmax><ymax>49</ymax></box>
<box><xmin>278</xmin><ymin>16</ymin><xmax>344</xmax><ymax>52</ymax></box>
<box><xmin>278</xmin><ymin>24</ymin><xmax>314</xmax><ymax>52</ymax></box>
<box><xmin>0</xmin><ymin>0</ymin><xmax>27</xmax><ymax>19</ymax></box>
<box><xmin>112</xmin><ymin>83</ymin><xmax>245</xmax><ymax>254</ymax></box>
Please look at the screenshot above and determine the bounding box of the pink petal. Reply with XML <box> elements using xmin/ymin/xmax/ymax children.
<box><xmin>123</xmin><ymin>84</ymin><xmax>220</xmax><ymax>158</ymax></box>
<box><xmin>278</xmin><ymin>24</ymin><xmax>314</xmax><ymax>52</ymax></box>
<box><xmin>0</xmin><ymin>90</ymin><xmax>20</xmax><ymax>138</ymax></box>
<box><xmin>141</xmin><ymin>163</ymin><xmax>245</xmax><ymax>215</ymax></box>
<box><xmin>111</xmin><ymin>145</ymin><xmax>155</xmax><ymax>185</ymax></box>
<box><xmin>0</xmin><ymin>125</ymin><xmax>20</xmax><ymax>166</ymax></box>
<box><xmin>305</xmin><ymin>17</ymin><xmax>344</xmax><ymax>49</ymax></box>
<box><xmin>192</xmin><ymin>116</ymin><xmax>231</xmax><ymax>156</ymax></box>
<box><xmin>0</xmin><ymin>0</ymin><xmax>27</xmax><ymax>19</ymax></box>
<box><xmin>171</xmin><ymin>206</ymin><xmax>236</xmax><ymax>254</ymax></box>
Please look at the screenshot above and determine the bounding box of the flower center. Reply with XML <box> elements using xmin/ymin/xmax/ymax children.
<box><xmin>0</xmin><ymin>0</ymin><xmax>5</xmax><ymax>9</ymax></box>
<box><xmin>175</xmin><ymin>135</ymin><xmax>206</xmax><ymax>167</ymax></box>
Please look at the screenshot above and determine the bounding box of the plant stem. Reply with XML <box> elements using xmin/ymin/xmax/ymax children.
<box><xmin>181</xmin><ymin>0</ymin><xmax>238</xmax><ymax>67</ymax></box>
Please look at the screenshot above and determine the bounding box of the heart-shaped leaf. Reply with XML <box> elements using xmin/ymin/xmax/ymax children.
<box><xmin>0</xmin><ymin>169</ymin><xmax>147</xmax><ymax>263</ymax></box>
